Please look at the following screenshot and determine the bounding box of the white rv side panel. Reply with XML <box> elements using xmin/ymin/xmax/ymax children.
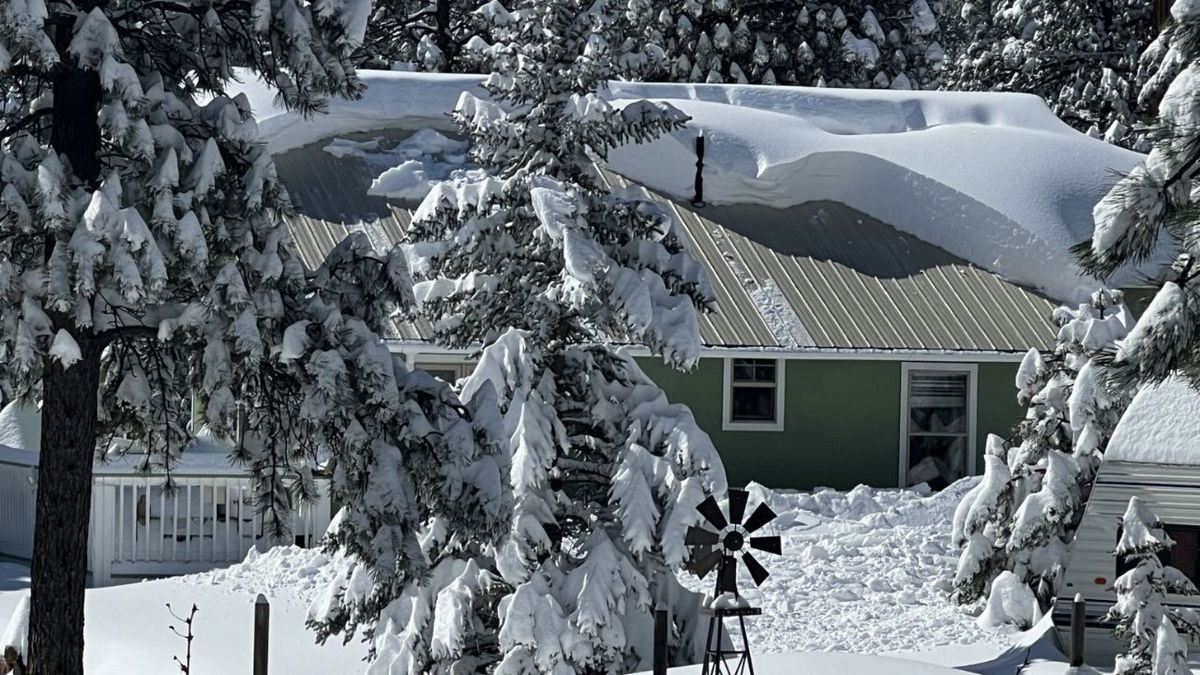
<box><xmin>1056</xmin><ymin>461</ymin><xmax>1200</xmax><ymax>666</ymax></box>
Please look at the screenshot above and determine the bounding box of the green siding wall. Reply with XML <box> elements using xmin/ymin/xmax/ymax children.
<box><xmin>636</xmin><ymin>356</ymin><xmax>1025</xmax><ymax>491</ymax></box>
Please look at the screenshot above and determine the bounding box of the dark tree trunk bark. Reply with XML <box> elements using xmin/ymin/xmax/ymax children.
<box><xmin>435</xmin><ymin>0</ymin><xmax>453</xmax><ymax>72</ymax></box>
<box><xmin>25</xmin><ymin>49</ymin><xmax>103</xmax><ymax>675</ymax></box>
<box><xmin>25</xmin><ymin>338</ymin><xmax>101</xmax><ymax>675</ymax></box>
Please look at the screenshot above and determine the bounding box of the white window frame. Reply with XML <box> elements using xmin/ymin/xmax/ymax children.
<box><xmin>721</xmin><ymin>357</ymin><xmax>786</xmax><ymax>432</ymax></box>
<box><xmin>413</xmin><ymin>358</ymin><xmax>474</xmax><ymax>384</ymax></box>
<box><xmin>898</xmin><ymin>362</ymin><xmax>978</xmax><ymax>487</ymax></box>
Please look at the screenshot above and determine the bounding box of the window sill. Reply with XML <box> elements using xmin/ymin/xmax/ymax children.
<box><xmin>722</xmin><ymin>420</ymin><xmax>785</xmax><ymax>433</ymax></box>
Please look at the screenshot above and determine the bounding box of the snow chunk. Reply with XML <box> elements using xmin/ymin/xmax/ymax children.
<box><xmin>49</xmin><ymin>329</ymin><xmax>81</xmax><ymax>369</ymax></box>
<box><xmin>978</xmin><ymin>571</ymin><xmax>1040</xmax><ymax>630</ymax></box>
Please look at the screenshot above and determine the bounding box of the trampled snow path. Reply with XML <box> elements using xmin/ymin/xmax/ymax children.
<box><xmin>0</xmin><ymin>479</ymin><xmax>1011</xmax><ymax>672</ymax></box>
<box><xmin>688</xmin><ymin>479</ymin><xmax>1015</xmax><ymax>655</ymax></box>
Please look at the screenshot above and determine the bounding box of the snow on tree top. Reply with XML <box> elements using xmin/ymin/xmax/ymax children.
<box><xmin>230</xmin><ymin>70</ymin><xmax>1146</xmax><ymax>302</ymax></box>
<box><xmin>1105</xmin><ymin>376</ymin><xmax>1200</xmax><ymax>466</ymax></box>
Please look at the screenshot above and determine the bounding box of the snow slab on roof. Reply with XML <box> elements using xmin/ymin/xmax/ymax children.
<box><xmin>230</xmin><ymin>70</ymin><xmax>1145</xmax><ymax>302</ymax></box>
<box><xmin>1105</xmin><ymin>376</ymin><xmax>1200</xmax><ymax>466</ymax></box>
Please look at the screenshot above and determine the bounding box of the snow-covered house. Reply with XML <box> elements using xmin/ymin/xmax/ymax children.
<box><xmin>1053</xmin><ymin>377</ymin><xmax>1200</xmax><ymax>665</ymax></box>
<box><xmin>249</xmin><ymin>71</ymin><xmax>1145</xmax><ymax>492</ymax></box>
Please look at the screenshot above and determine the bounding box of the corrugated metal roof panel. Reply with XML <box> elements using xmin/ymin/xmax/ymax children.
<box><xmin>272</xmin><ymin>132</ymin><xmax>1057</xmax><ymax>353</ymax></box>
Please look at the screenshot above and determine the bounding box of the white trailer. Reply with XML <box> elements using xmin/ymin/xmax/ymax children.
<box><xmin>1053</xmin><ymin>376</ymin><xmax>1200</xmax><ymax>666</ymax></box>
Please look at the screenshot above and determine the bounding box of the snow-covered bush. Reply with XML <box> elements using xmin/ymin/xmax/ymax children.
<box><xmin>977</xmin><ymin>570</ymin><xmax>1039</xmax><ymax>630</ymax></box>
<box><xmin>942</xmin><ymin>0</ymin><xmax>1157</xmax><ymax>149</ymax></box>
<box><xmin>951</xmin><ymin>435</ymin><xmax>1013</xmax><ymax>604</ymax></box>
<box><xmin>1105</xmin><ymin>497</ymin><xmax>1199</xmax><ymax>675</ymax></box>
<box><xmin>952</xmin><ymin>290</ymin><xmax>1133</xmax><ymax>607</ymax></box>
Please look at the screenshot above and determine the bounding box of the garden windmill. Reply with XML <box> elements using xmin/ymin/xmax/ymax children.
<box><xmin>686</xmin><ymin>488</ymin><xmax>782</xmax><ymax>675</ymax></box>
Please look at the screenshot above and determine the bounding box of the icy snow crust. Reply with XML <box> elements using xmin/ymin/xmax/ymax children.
<box><xmin>1105</xmin><ymin>376</ymin><xmax>1200</xmax><ymax>466</ymax></box>
<box><xmin>234</xmin><ymin>70</ymin><xmax>1144</xmax><ymax>302</ymax></box>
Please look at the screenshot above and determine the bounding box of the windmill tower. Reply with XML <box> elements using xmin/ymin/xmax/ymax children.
<box><xmin>686</xmin><ymin>488</ymin><xmax>782</xmax><ymax>675</ymax></box>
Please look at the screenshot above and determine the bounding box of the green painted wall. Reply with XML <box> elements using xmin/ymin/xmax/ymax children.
<box><xmin>636</xmin><ymin>356</ymin><xmax>1026</xmax><ymax>491</ymax></box>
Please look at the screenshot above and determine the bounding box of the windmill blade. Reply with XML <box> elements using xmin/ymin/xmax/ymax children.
<box><xmin>692</xmin><ymin>548</ymin><xmax>721</xmax><ymax>579</ymax></box>
<box><xmin>743</xmin><ymin>552</ymin><xmax>771</xmax><ymax>587</ymax></box>
<box><xmin>749</xmin><ymin>535</ymin><xmax>782</xmax><ymax>555</ymax></box>
<box><xmin>696</xmin><ymin>495</ymin><xmax>728</xmax><ymax>530</ymax></box>
<box><xmin>728</xmin><ymin>489</ymin><xmax>749</xmax><ymax>526</ymax></box>
<box><xmin>685</xmin><ymin>525</ymin><xmax>720</xmax><ymax>546</ymax></box>
<box><xmin>741</xmin><ymin>502</ymin><xmax>777</xmax><ymax>533</ymax></box>
<box><xmin>717</xmin><ymin>558</ymin><xmax>738</xmax><ymax>594</ymax></box>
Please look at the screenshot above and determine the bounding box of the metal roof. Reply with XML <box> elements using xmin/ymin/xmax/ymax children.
<box><xmin>274</xmin><ymin>130</ymin><xmax>1057</xmax><ymax>353</ymax></box>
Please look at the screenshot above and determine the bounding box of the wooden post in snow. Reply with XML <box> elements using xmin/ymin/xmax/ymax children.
<box><xmin>1069</xmin><ymin>593</ymin><xmax>1085</xmax><ymax>667</ymax></box>
<box><xmin>653</xmin><ymin>607</ymin><xmax>668</xmax><ymax>675</ymax></box>
<box><xmin>253</xmin><ymin>594</ymin><xmax>269</xmax><ymax>675</ymax></box>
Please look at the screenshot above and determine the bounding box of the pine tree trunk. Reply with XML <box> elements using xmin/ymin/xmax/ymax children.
<box><xmin>435</xmin><ymin>0</ymin><xmax>453</xmax><ymax>72</ymax></box>
<box><xmin>25</xmin><ymin>51</ymin><xmax>103</xmax><ymax>675</ymax></box>
<box><xmin>25</xmin><ymin>338</ymin><xmax>101</xmax><ymax>675</ymax></box>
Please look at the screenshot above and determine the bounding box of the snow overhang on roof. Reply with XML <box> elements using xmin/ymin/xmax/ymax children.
<box><xmin>232</xmin><ymin>69</ymin><xmax>1149</xmax><ymax>304</ymax></box>
<box><xmin>274</xmin><ymin>131</ymin><xmax>1057</xmax><ymax>353</ymax></box>
<box><xmin>1105</xmin><ymin>376</ymin><xmax>1200</xmax><ymax>467</ymax></box>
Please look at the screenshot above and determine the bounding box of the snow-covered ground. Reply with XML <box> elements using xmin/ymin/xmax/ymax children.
<box><xmin>0</xmin><ymin>479</ymin><xmax>1041</xmax><ymax>673</ymax></box>
<box><xmin>0</xmin><ymin>549</ymin><xmax>367</xmax><ymax>674</ymax></box>
<box><xmin>684</xmin><ymin>480</ymin><xmax>1015</xmax><ymax>655</ymax></box>
<box><xmin>231</xmin><ymin>70</ymin><xmax>1146</xmax><ymax>301</ymax></box>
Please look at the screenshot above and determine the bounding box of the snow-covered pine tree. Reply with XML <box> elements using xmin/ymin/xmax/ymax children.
<box><xmin>1105</xmin><ymin>496</ymin><xmax>1199</xmax><ymax>675</ymax></box>
<box><xmin>386</xmin><ymin>0</ymin><xmax>728</xmax><ymax>670</ymax></box>
<box><xmin>357</xmin><ymin>0</ymin><xmax>515</xmax><ymax>72</ymax></box>
<box><xmin>0</xmin><ymin>2</ymin><xmax>511</xmax><ymax>674</ymax></box>
<box><xmin>951</xmin><ymin>434</ymin><xmax>1014</xmax><ymax>604</ymax></box>
<box><xmin>1073</xmin><ymin>1</ymin><xmax>1200</xmax><ymax>388</ymax></box>
<box><xmin>620</xmin><ymin>0</ymin><xmax>946</xmax><ymax>89</ymax></box>
<box><xmin>952</xmin><ymin>289</ymin><xmax>1133</xmax><ymax>608</ymax></box>
<box><xmin>942</xmin><ymin>0</ymin><xmax>1157</xmax><ymax>148</ymax></box>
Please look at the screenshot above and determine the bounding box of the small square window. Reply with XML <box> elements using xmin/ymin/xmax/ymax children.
<box><xmin>723</xmin><ymin>358</ymin><xmax>784</xmax><ymax>431</ymax></box>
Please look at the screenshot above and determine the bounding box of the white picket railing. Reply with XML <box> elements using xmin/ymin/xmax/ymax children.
<box><xmin>0</xmin><ymin>445</ymin><xmax>332</xmax><ymax>586</ymax></box>
<box><xmin>88</xmin><ymin>472</ymin><xmax>331</xmax><ymax>585</ymax></box>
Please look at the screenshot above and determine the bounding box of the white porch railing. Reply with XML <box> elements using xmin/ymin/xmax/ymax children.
<box><xmin>0</xmin><ymin>445</ymin><xmax>332</xmax><ymax>586</ymax></box>
<box><xmin>89</xmin><ymin>472</ymin><xmax>331</xmax><ymax>585</ymax></box>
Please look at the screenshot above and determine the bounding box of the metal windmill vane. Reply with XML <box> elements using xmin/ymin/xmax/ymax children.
<box><xmin>686</xmin><ymin>488</ymin><xmax>783</xmax><ymax>675</ymax></box>
<box><xmin>686</xmin><ymin>488</ymin><xmax>782</xmax><ymax>596</ymax></box>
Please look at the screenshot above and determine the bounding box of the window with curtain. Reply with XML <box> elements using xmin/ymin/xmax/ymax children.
<box><xmin>905</xmin><ymin>370</ymin><xmax>969</xmax><ymax>489</ymax></box>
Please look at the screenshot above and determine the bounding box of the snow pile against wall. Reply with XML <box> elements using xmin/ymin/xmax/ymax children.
<box><xmin>233</xmin><ymin>70</ymin><xmax>1145</xmax><ymax>302</ymax></box>
<box><xmin>1105</xmin><ymin>377</ymin><xmax>1200</xmax><ymax>466</ymax></box>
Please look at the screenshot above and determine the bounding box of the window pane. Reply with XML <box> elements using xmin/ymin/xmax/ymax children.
<box><xmin>905</xmin><ymin>436</ymin><xmax>967</xmax><ymax>488</ymax></box>
<box><xmin>733</xmin><ymin>358</ymin><xmax>775</xmax><ymax>383</ymax></box>
<box><xmin>754</xmin><ymin>362</ymin><xmax>776</xmax><ymax>382</ymax></box>
<box><xmin>731</xmin><ymin>386</ymin><xmax>775</xmax><ymax>422</ymax></box>
<box><xmin>909</xmin><ymin>372</ymin><xmax>967</xmax><ymax>433</ymax></box>
<box><xmin>732</xmin><ymin>360</ymin><xmax>756</xmax><ymax>381</ymax></box>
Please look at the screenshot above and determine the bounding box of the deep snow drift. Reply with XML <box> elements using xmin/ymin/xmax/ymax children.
<box><xmin>0</xmin><ymin>480</ymin><xmax>1017</xmax><ymax>673</ymax></box>
<box><xmin>231</xmin><ymin>70</ymin><xmax>1143</xmax><ymax>302</ymax></box>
